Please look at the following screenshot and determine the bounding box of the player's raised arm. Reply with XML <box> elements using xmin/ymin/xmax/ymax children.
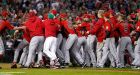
<box><xmin>13</xmin><ymin>26</ymin><xmax>26</xmax><ymax>30</ymax></box>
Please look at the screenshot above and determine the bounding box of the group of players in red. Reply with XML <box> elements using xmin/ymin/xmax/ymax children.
<box><xmin>0</xmin><ymin>8</ymin><xmax>140</xmax><ymax>69</ymax></box>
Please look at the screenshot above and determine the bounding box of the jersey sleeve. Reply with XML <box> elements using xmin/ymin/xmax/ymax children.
<box><xmin>5</xmin><ymin>21</ymin><xmax>14</xmax><ymax>30</ymax></box>
<box><xmin>90</xmin><ymin>20</ymin><xmax>102</xmax><ymax>34</ymax></box>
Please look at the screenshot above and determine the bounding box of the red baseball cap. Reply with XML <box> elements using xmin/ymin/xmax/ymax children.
<box><xmin>60</xmin><ymin>13</ymin><xmax>67</xmax><ymax>18</ymax></box>
<box><xmin>83</xmin><ymin>14</ymin><xmax>90</xmax><ymax>18</ymax></box>
<box><xmin>130</xmin><ymin>13</ymin><xmax>136</xmax><ymax>19</ymax></box>
<box><xmin>75</xmin><ymin>16</ymin><xmax>82</xmax><ymax>21</ymax></box>
<box><xmin>51</xmin><ymin>9</ymin><xmax>57</xmax><ymax>15</ymax></box>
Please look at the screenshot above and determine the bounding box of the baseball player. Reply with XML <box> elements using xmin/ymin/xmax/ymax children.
<box><xmin>0</xmin><ymin>10</ymin><xmax>15</xmax><ymax>69</ymax></box>
<box><xmin>59</xmin><ymin>13</ymin><xmax>78</xmax><ymax>66</ymax></box>
<box><xmin>43</xmin><ymin>13</ymin><xmax>60</xmax><ymax>68</ymax></box>
<box><xmin>56</xmin><ymin>33</ymin><xmax>65</xmax><ymax>67</ymax></box>
<box><xmin>116</xmin><ymin>13</ymin><xmax>135</xmax><ymax>68</ymax></box>
<box><xmin>14</xmin><ymin>9</ymin><xmax>45</xmax><ymax>68</ymax></box>
<box><xmin>71</xmin><ymin>16</ymin><xmax>87</xmax><ymax>67</ymax></box>
<box><xmin>11</xmin><ymin>30</ymin><xmax>30</xmax><ymax>68</ymax></box>
<box><xmin>76</xmin><ymin>14</ymin><xmax>96</xmax><ymax>67</ymax></box>
<box><xmin>51</xmin><ymin>9</ymin><xmax>66</xmax><ymax>67</ymax></box>
<box><xmin>90</xmin><ymin>10</ymin><xmax>105</xmax><ymax>67</ymax></box>
<box><xmin>86</xmin><ymin>14</ymin><xmax>97</xmax><ymax>67</ymax></box>
<box><xmin>132</xmin><ymin>10</ymin><xmax>140</xmax><ymax>68</ymax></box>
<box><xmin>108</xmin><ymin>10</ymin><xmax>119</xmax><ymax>67</ymax></box>
<box><xmin>98</xmin><ymin>12</ymin><xmax>120</xmax><ymax>68</ymax></box>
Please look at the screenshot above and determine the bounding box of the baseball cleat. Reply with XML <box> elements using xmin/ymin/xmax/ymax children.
<box><xmin>21</xmin><ymin>66</ymin><xmax>29</xmax><ymax>69</ymax></box>
<box><xmin>50</xmin><ymin>65</ymin><xmax>59</xmax><ymax>69</ymax></box>
<box><xmin>19</xmin><ymin>65</ymin><xmax>25</xmax><ymax>68</ymax></box>
<box><xmin>81</xmin><ymin>63</ymin><xmax>86</xmax><ymax>68</ymax></box>
<box><xmin>38</xmin><ymin>60</ymin><xmax>45</xmax><ymax>68</ymax></box>
<box><xmin>11</xmin><ymin>64</ymin><xmax>17</xmax><ymax>68</ymax></box>
<box><xmin>54</xmin><ymin>58</ymin><xmax>59</xmax><ymax>65</ymax></box>
<box><xmin>64</xmin><ymin>63</ymin><xmax>69</xmax><ymax>68</ymax></box>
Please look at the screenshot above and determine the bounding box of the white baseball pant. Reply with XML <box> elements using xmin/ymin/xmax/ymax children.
<box><xmin>25</xmin><ymin>36</ymin><xmax>44</xmax><ymax>67</ymax></box>
<box><xmin>13</xmin><ymin>39</ymin><xmax>29</xmax><ymax>63</ymax></box>
<box><xmin>108</xmin><ymin>53</ymin><xmax>115</xmax><ymax>67</ymax></box>
<box><xmin>99</xmin><ymin>38</ymin><xmax>120</xmax><ymax>67</ymax></box>
<box><xmin>96</xmin><ymin>42</ymin><xmax>104</xmax><ymax>66</ymax></box>
<box><xmin>64</xmin><ymin>34</ymin><xmax>78</xmax><ymax>64</ymax></box>
<box><xmin>71</xmin><ymin>38</ymin><xmax>84</xmax><ymax>65</ymax></box>
<box><xmin>19</xmin><ymin>46</ymin><xmax>29</xmax><ymax>65</ymax></box>
<box><xmin>77</xmin><ymin>36</ymin><xmax>90</xmax><ymax>66</ymax></box>
<box><xmin>0</xmin><ymin>36</ymin><xmax>4</xmax><ymax>55</ymax></box>
<box><xmin>132</xmin><ymin>37</ymin><xmax>140</xmax><ymax>66</ymax></box>
<box><xmin>43</xmin><ymin>37</ymin><xmax>57</xmax><ymax>61</ymax></box>
<box><xmin>117</xmin><ymin>37</ymin><xmax>134</xmax><ymax>67</ymax></box>
<box><xmin>87</xmin><ymin>35</ymin><xmax>97</xmax><ymax>66</ymax></box>
<box><xmin>56</xmin><ymin>33</ymin><xmax>65</xmax><ymax>63</ymax></box>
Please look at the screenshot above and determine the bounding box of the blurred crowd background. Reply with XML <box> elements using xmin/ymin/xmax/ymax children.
<box><xmin>0</xmin><ymin>0</ymin><xmax>140</xmax><ymax>27</ymax></box>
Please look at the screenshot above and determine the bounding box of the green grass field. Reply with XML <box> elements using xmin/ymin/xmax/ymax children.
<box><xmin>0</xmin><ymin>63</ymin><xmax>140</xmax><ymax>75</ymax></box>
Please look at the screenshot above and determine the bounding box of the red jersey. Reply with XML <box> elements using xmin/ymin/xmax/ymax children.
<box><xmin>116</xmin><ymin>21</ymin><xmax>133</xmax><ymax>37</ymax></box>
<box><xmin>109</xmin><ymin>16</ymin><xmax>119</xmax><ymax>38</ymax></box>
<box><xmin>25</xmin><ymin>16</ymin><xmax>44</xmax><ymax>38</ymax></box>
<box><xmin>22</xmin><ymin>30</ymin><xmax>31</xmax><ymax>43</ymax></box>
<box><xmin>90</xmin><ymin>18</ymin><xmax>105</xmax><ymax>42</ymax></box>
<box><xmin>61</xmin><ymin>20</ymin><xmax>75</xmax><ymax>34</ymax></box>
<box><xmin>43</xmin><ymin>19</ymin><xmax>59</xmax><ymax>37</ymax></box>
<box><xmin>0</xmin><ymin>19</ymin><xmax>14</xmax><ymax>32</ymax></box>
<box><xmin>76</xmin><ymin>22</ymin><xmax>90</xmax><ymax>37</ymax></box>
<box><xmin>75</xmin><ymin>24</ymin><xmax>83</xmax><ymax>37</ymax></box>
<box><xmin>81</xmin><ymin>22</ymin><xmax>90</xmax><ymax>32</ymax></box>
<box><xmin>92</xmin><ymin>19</ymin><xmax>96</xmax><ymax>26</ymax></box>
<box><xmin>104</xmin><ymin>20</ymin><xmax>116</xmax><ymax>38</ymax></box>
<box><xmin>110</xmin><ymin>17</ymin><xmax>117</xmax><ymax>25</ymax></box>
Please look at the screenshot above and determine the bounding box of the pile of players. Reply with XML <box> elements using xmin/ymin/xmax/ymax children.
<box><xmin>1</xmin><ymin>8</ymin><xmax>140</xmax><ymax>69</ymax></box>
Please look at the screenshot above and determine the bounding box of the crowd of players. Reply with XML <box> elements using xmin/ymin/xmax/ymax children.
<box><xmin>0</xmin><ymin>0</ymin><xmax>140</xmax><ymax>69</ymax></box>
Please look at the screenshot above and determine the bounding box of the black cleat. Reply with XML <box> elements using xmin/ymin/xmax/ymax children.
<box><xmin>50</xmin><ymin>65</ymin><xmax>59</xmax><ymax>69</ymax></box>
<box><xmin>54</xmin><ymin>58</ymin><xmax>59</xmax><ymax>65</ymax></box>
<box><xmin>29</xmin><ymin>62</ymin><xmax>35</xmax><ymax>68</ymax></box>
<box><xmin>60</xmin><ymin>62</ymin><xmax>65</xmax><ymax>68</ymax></box>
<box><xmin>19</xmin><ymin>65</ymin><xmax>25</xmax><ymax>68</ymax></box>
<box><xmin>21</xmin><ymin>66</ymin><xmax>29</xmax><ymax>69</ymax></box>
<box><xmin>81</xmin><ymin>63</ymin><xmax>86</xmax><ymax>68</ymax></box>
<box><xmin>39</xmin><ymin>60</ymin><xmax>45</xmax><ymax>68</ymax></box>
<box><xmin>64</xmin><ymin>63</ymin><xmax>69</xmax><ymax>68</ymax></box>
<box><xmin>11</xmin><ymin>64</ymin><xmax>17</xmax><ymax>68</ymax></box>
<box><xmin>0</xmin><ymin>66</ymin><xmax>2</xmax><ymax>69</ymax></box>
